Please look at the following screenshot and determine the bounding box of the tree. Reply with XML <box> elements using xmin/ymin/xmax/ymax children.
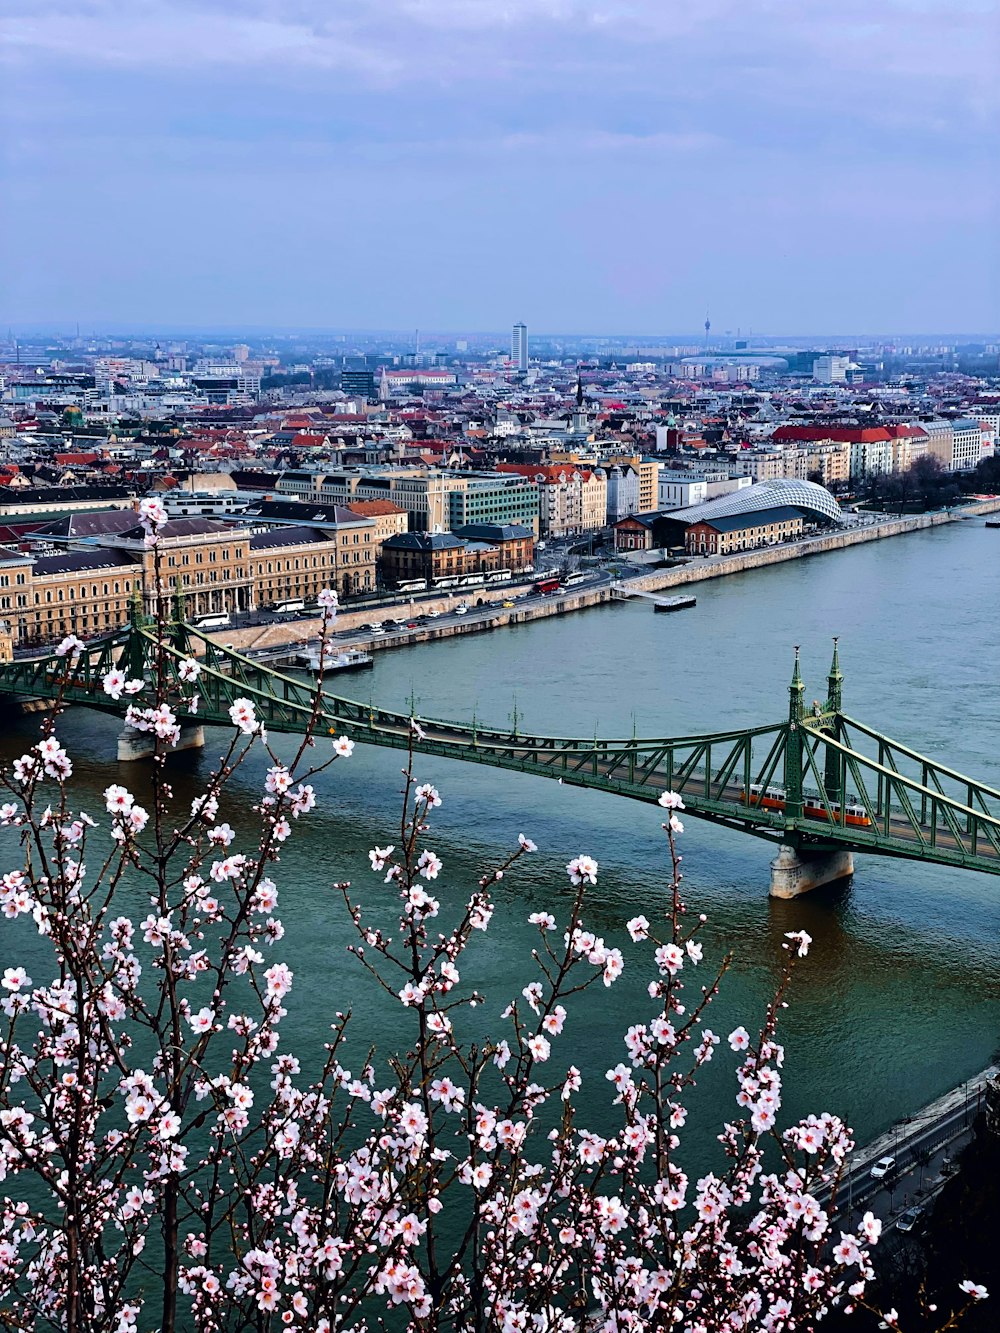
<box><xmin>0</xmin><ymin>498</ymin><xmax>988</xmax><ymax>1331</ymax></box>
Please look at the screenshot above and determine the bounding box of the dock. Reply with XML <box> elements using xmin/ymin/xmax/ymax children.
<box><xmin>611</xmin><ymin>585</ymin><xmax>696</xmax><ymax>612</ymax></box>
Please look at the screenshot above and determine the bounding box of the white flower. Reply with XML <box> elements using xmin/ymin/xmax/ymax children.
<box><xmin>187</xmin><ymin>1008</ymin><xmax>214</xmax><ymax>1034</ymax></box>
<box><xmin>959</xmin><ymin>1280</ymin><xmax>989</xmax><ymax>1301</ymax></box>
<box><xmin>317</xmin><ymin>588</ymin><xmax>338</xmax><ymax>623</ymax></box>
<box><xmin>626</xmin><ymin>915</ymin><xmax>649</xmax><ymax>942</ymax></box>
<box><xmin>332</xmin><ymin>736</ymin><xmax>354</xmax><ymax>758</ymax></box>
<box><xmin>368</xmin><ymin>845</ymin><xmax>394</xmax><ymax>871</ymax></box>
<box><xmin>566</xmin><ymin>855</ymin><xmax>598</xmax><ymax>885</ymax></box>
<box><xmin>2</xmin><ymin>967</ymin><xmax>30</xmax><ymax>991</ymax></box>
<box><xmin>417</xmin><ymin>849</ymin><xmax>442</xmax><ymax>880</ymax></box>
<box><xmin>228</xmin><ymin>698</ymin><xmax>258</xmax><ymax>735</ymax></box>
<box><xmin>104</xmin><ymin>783</ymin><xmax>135</xmax><ymax>815</ymax></box>
<box><xmin>178</xmin><ymin>657</ymin><xmax>201</xmax><ymax>683</ymax></box>
<box><xmin>55</xmin><ymin>634</ymin><xmax>85</xmax><ymax>659</ymax></box>
<box><xmin>138</xmin><ymin>496</ymin><xmax>167</xmax><ymax>533</ymax></box>
<box><xmin>658</xmin><ymin>790</ymin><xmax>685</xmax><ymax>810</ymax></box>
<box><xmin>728</xmin><ymin>1026</ymin><xmax>751</xmax><ymax>1052</ymax></box>
<box><xmin>415</xmin><ymin>783</ymin><xmax>441</xmax><ymax>808</ymax></box>
<box><xmin>518</xmin><ymin>833</ymin><xmax>537</xmax><ymax>852</ymax></box>
<box><xmin>784</xmin><ymin>930</ymin><xmax>812</xmax><ymax>958</ymax></box>
<box><xmin>102</xmin><ymin>669</ymin><xmax>127</xmax><ymax>700</ymax></box>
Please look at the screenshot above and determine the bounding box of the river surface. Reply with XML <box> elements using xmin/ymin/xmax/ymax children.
<box><xmin>3</xmin><ymin>519</ymin><xmax>999</xmax><ymax>1169</ymax></box>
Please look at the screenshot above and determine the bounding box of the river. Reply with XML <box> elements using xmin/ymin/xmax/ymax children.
<box><xmin>2</xmin><ymin>517</ymin><xmax>999</xmax><ymax>1166</ymax></box>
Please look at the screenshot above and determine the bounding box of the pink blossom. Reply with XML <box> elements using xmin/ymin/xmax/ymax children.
<box><xmin>228</xmin><ymin>698</ymin><xmax>258</xmax><ymax>734</ymax></box>
<box><xmin>566</xmin><ymin>854</ymin><xmax>598</xmax><ymax>885</ymax></box>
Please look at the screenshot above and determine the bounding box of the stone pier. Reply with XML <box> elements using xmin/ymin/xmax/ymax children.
<box><xmin>769</xmin><ymin>843</ymin><xmax>854</xmax><ymax>899</ymax></box>
<box><xmin>117</xmin><ymin>724</ymin><xmax>205</xmax><ymax>762</ymax></box>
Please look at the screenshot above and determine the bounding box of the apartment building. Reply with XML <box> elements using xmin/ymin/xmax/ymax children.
<box><xmin>494</xmin><ymin>464</ymin><xmax>606</xmax><ymax>537</ymax></box>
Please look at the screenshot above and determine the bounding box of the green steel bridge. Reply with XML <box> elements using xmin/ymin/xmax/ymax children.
<box><xmin>1</xmin><ymin>617</ymin><xmax>998</xmax><ymax>891</ymax></box>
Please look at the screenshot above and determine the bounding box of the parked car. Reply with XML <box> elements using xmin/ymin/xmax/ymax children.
<box><xmin>364</xmin><ymin>622</ymin><xmax>384</xmax><ymax>632</ymax></box>
<box><xmin>897</xmin><ymin>1207</ymin><xmax>922</xmax><ymax>1234</ymax></box>
<box><xmin>502</xmin><ymin>599</ymin><xmax>516</xmax><ymax>608</ymax></box>
<box><xmin>425</xmin><ymin>610</ymin><xmax>441</xmax><ymax>619</ymax></box>
<box><xmin>455</xmin><ymin>604</ymin><xmax>469</xmax><ymax>615</ymax></box>
<box><xmin>870</xmin><ymin>1156</ymin><xmax>896</xmax><ymax>1179</ymax></box>
<box><xmin>406</xmin><ymin>621</ymin><xmax>419</xmax><ymax>629</ymax></box>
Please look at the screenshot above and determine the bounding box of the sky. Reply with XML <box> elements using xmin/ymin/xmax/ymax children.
<box><xmin>2</xmin><ymin>0</ymin><xmax>999</xmax><ymax>336</ymax></box>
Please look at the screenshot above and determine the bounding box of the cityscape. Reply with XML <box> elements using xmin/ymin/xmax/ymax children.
<box><xmin>3</xmin><ymin>1</ymin><xmax>1000</xmax><ymax>1330</ymax></box>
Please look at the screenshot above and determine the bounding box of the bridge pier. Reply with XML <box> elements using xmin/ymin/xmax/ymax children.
<box><xmin>117</xmin><ymin>724</ymin><xmax>205</xmax><ymax>762</ymax></box>
<box><xmin>769</xmin><ymin>844</ymin><xmax>854</xmax><ymax>899</ymax></box>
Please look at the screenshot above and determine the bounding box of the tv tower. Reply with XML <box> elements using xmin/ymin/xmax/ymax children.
<box><xmin>704</xmin><ymin>312</ymin><xmax>711</xmax><ymax>348</ymax></box>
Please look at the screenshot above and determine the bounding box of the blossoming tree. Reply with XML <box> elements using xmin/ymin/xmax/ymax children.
<box><xmin>0</xmin><ymin>500</ymin><xmax>987</xmax><ymax>1330</ymax></box>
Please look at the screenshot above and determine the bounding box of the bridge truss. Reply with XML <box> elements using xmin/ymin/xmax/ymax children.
<box><xmin>0</xmin><ymin>623</ymin><xmax>998</xmax><ymax>878</ymax></box>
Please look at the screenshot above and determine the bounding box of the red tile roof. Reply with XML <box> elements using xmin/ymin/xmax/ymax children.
<box><xmin>771</xmin><ymin>426</ymin><xmax>893</xmax><ymax>444</ymax></box>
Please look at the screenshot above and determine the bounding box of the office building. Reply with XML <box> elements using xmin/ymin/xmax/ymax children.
<box><xmin>512</xmin><ymin>323</ymin><xmax>529</xmax><ymax>373</ymax></box>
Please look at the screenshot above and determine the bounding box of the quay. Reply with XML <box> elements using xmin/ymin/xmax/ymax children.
<box><xmin>211</xmin><ymin>497</ymin><xmax>1000</xmax><ymax>658</ymax></box>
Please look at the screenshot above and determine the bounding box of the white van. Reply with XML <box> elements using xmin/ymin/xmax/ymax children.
<box><xmin>196</xmin><ymin>613</ymin><xmax>231</xmax><ymax>630</ymax></box>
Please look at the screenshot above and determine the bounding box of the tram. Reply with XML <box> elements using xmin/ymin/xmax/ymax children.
<box><xmin>741</xmin><ymin>782</ymin><xmax>872</xmax><ymax>828</ymax></box>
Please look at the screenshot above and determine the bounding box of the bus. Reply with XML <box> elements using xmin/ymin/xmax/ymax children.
<box><xmin>486</xmin><ymin>569</ymin><xmax>514</xmax><ymax>584</ymax></box>
<box><xmin>740</xmin><ymin>783</ymin><xmax>872</xmax><ymax>828</ymax></box>
<box><xmin>457</xmin><ymin>572</ymin><xmax>486</xmax><ymax>588</ymax></box>
<box><xmin>395</xmin><ymin>578</ymin><xmax>428</xmax><ymax>593</ymax></box>
<box><xmin>275</xmin><ymin>599</ymin><xmax>306</xmax><ymax>614</ymax></box>
<box><xmin>561</xmin><ymin>572</ymin><xmax>587</xmax><ymax>588</ymax></box>
<box><xmin>195</xmin><ymin>612</ymin><xmax>231</xmax><ymax>630</ymax></box>
<box><xmin>534</xmin><ymin>576</ymin><xmax>561</xmax><ymax>595</ymax></box>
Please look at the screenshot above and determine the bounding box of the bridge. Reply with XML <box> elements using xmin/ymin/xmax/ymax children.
<box><xmin>1</xmin><ymin>612</ymin><xmax>998</xmax><ymax>898</ymax></box>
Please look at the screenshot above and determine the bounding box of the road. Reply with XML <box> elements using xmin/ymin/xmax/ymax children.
<box><xmin>819</xmin><ymin>1070</ymin><xmax>993</xmax><ymax>1239</ymax></box>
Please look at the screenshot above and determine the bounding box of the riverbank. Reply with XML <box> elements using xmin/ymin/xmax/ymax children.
<box><xmin>211</xmin><ymin>497</ymin><xmax>1000</xmax><ymax>657</ymax></box>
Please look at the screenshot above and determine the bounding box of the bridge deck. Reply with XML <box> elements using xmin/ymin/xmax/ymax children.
<box><xmin>1</xmin><ymin>623</ymin><xmax>998</xmax><ymax>878</ymax></box>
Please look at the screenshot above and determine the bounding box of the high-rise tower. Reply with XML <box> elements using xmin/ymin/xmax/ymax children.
<box><xmin>511</xmin><ymin>322</ymin><xmax>528</xmax><ymax>373</ymax></box>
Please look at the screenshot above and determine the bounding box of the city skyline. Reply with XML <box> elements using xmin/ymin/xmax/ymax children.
<box><xmin>3</xmin><ymin>1</ymin><xmax>999</xmax><ymax>333</ymax></box>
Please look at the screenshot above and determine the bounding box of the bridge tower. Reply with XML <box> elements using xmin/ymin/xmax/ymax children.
<box><xmin>783</xmin><ymin>647</ymin><xmax>805</xmax><ymax>824</ymax></box>
<box><xmin>823</xmin><ymin>637</ymin><xmax>844</xmax><ymax>804</ymax></box>
<box><xmin>770</xmin><ymin>647</ymin><xmax>854</xmax><ymax>899</ymax></box>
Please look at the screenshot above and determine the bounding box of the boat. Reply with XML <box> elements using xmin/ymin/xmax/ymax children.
<box><xmin>985</xmin><ymin>520</ymin><xmax>1000</xmax><ymax>529</ymax></box>
<box><xmin>295</xmin><ymin>647</ymin><xmax>374</xmax><ymax>675</ymax></box>
<box><xmin>654</xmin><ymin>596</ymin><xmax>697</xmax><ymax>613</ymax></box>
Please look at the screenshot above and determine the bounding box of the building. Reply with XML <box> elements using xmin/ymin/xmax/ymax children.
<box><xmin>97</xmin><ymin>518</ymin><xmax>256</xmax><ymax>620</ymax></box>
<box><xmin>885</xmin><ymin>424</ymin><xmax>929</xmax><ymax>473</ymax></box>
<box><xmin>512</xmin><ymin>322</ymin><xmax>529</xmax><ymax>373</ymax></box>
<box><xmin>602</xmin><ymin>464</ymin><xmax>640</xmax><ymax>523</ymax></box>
<box><xmin>248</xmin><ymin>525</ymin><xmax>370</xmax><ymax>605</ymax></box>
<box><xmin>613</xmin><ymin>513</ymin><xmax>661</xmax><ymax>552</ymax></box>
<box><xmin>380</xmin><ymin>532</ymin><xmax>473</xmax><ymax>587</ymax></box>
<box><xmin>495</xmin><ymin>463</ymin><xmax>606</xmax><ymax>538</ymax></box>
<box><xmin>925</xmin><ymin>419</ymin><xmax>987</xmax><ymax>472</ymax></box>
<box><xmin>314</xmin><ymin>468</ymin><xmax>539</xmax><ymax>536</ymax></box>
<box><xmin>812</xmin><ymin>355</ymin><xmax>850</xmax><ymax>384</ymax></box>
<box><xmin>14</xmin><ymin>548</ymin><xmax>140</xmax><ymax>646</ymax></box>
<box><xmin>453</xmin><ymin>523</ymin><xmax>534</xmax><ymax>571</ymax></box>
<box><xmin>667</xmin><ymin>477</ymin><xmax>843</xmax><ymax>533</ymax></box>
<box><xmin>342</xmin><ymin>499</ymin><xmax>409</xmax><ymax>545</ymax></box>
<box><xmin>685</xmin><ymin>506</ymin><xmax>806</xmax><ymax>556</ymax></box>
<box><xmin>658</xmin><ymin>474</ymin><xmax>709</xmax><ymax>511</ymax></box>
<box><xmin>341</xmin><ymin>369</ymin><xmax>376</xmax><ymax>401</ymax></box>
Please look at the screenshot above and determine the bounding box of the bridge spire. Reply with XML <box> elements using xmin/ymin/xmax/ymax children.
<box><xmin>827</xmin><ymin>636</ymin><xmax>843</xmax><ymax>714</ymax></box>
<box><xmin>788</xmin><ymin>646</ymin><xmax>804</xmax><ymax>725</ymax></box>
<box><xmin>824</xmin><ymin>637</ymin><xmax>844</xmax><ymax>803</ymax></box>
<box><xmin>784</xmin><ymin>647</ymin><xmax>805</xmax><ymax>825</ymax></box>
